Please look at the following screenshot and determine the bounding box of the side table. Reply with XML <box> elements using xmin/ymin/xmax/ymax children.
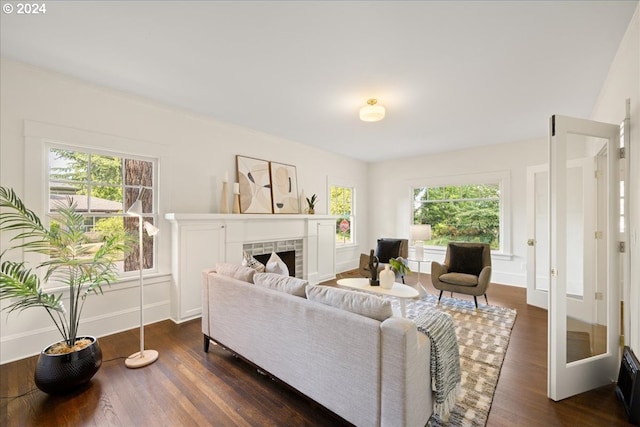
<box><xmin>406</xmin><ymin>258</ymin><xmax>432</xmax><ymax>297</ymax></box>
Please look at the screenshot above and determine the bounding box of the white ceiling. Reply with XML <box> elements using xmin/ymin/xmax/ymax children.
<box><xmin>1</xmin><ymin>1</ymin><xmax>637</xmax><ymax>162</ymax></box>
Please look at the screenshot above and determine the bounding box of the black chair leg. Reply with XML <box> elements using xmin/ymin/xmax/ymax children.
<box><xmin>473</xmin><ymin>296</ymin><xmax>478</xmax><ymax>309</ymax></box>
<box><xmin>438</xmin><ymin>290</ymin><xmax>443</xmax><ymax>303</ymax></box>
<box><xmin>203</xmin><ymin>334</ymin><xmax>210</xmax><ymax>353</ymax></box>
<box><xmin>484</xmin><ymin>294</ymin><xmax>489</xmax><ymax>305</ymax></box>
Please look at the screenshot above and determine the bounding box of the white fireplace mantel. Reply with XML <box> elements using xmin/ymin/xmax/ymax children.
<box><xmin>165</xmin><ymin>213</ymin><xmax>337</xmax><ymax>322</ymax></box>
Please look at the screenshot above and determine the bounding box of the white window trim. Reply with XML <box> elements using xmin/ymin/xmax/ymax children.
<box><xmin>23</xmin><ymin>120</ymin><xmax>161</xmax><ymax>287</ymax></box>
<box><xmin>327</xmin><ymin>175</ymin><xmax>357</xmax><ymax>247</ymax></box>
<box><xmin>408</xmin><ymin>170</ymin><xmax>512</xmax><ymax>258</ymax></box>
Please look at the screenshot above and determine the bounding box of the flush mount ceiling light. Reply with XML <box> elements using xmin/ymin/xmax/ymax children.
<box><xmin>359</xmin><ymin>98</ymin><xmax>385</xmax><ymax>122</ymax></box>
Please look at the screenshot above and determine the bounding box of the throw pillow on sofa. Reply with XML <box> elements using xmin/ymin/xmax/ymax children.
<box><xmin>253</xmin><ymin>272</ymin><xmax>308</xmax><ymax>297</ymax></box>
<box><xmin>215</xmin><ymin>263</ymin><xmax>256</xmax><ymax>283</ymax></box>
<box><xmin>242</xmin><ymin>251</ymin><xmax>266</xmax><ymax>272</ymax></box>
<box><xmin>306</xmin><ymin>285</ymin><xmax>393</xmax><ymax>322</ymax></box>
<box><xmin>265</xmin><ymin>251</ymin><xmax>289</xmax><ymax>276</ymax></box>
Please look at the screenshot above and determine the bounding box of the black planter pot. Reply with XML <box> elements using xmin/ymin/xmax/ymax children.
<box><xmin>34</xmin><ymin>336</ymin><xmax>102</xmax><ymax>394</ymax></box>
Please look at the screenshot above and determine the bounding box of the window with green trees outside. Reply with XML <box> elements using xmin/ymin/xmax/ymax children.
<box><xmin>413</xmin><ymin>184</ymin><xmax>500</xmax><ymax>250</ymax></box>
<box><xmin>48</xmin><ymin>146</ymin><xmax>157</xmax><ymax>274</ymax></box>
<box><xmin>330</xmin><ymin>186</ymin><xmax>354</xmax><ymax>245</ymax></box>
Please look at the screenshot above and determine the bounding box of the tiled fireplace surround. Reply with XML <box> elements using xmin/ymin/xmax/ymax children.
<box><xmin>243</xmin><ymin>239</ymin><xmax>304</xmax><ymax>278</ymax></box>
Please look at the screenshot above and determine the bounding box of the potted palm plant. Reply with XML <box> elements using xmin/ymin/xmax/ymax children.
<box><xmin>0</xmin><ymin>187</ymin><xmax>132</xmax><ymax>394</ymax></box>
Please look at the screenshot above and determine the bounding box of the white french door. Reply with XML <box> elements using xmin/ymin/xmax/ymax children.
<box><xmin>548</xmin><ymin>114</ymin><xmax>621</xmax><ymax>401</ymax></box>
<box><xmin>526</xmin><ymin>164</ymin><xmax>549</xmax><ymax>309</ymax></box>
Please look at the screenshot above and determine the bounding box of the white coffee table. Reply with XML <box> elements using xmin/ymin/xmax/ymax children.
<box><xmin>336</xmin><ymin>278</ymin><xmax>419</xmax><ymax>318</ymax></box>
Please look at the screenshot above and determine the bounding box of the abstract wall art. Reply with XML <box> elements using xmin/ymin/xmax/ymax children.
<box><xmin>236</xmin><ymin>155</ymin><xmax>273</xmax><ymax>213</ymax></box>
<box><xmin>269</xmin><ymin>161</ymin><xmax>299</xmax><ymax>214</ymax></box>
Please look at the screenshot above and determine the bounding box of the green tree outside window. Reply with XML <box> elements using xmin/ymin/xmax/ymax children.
<box><xmin>413</xmin><ymin>184</ymin><xmax>500</xmax><ymax>249</ymax></box>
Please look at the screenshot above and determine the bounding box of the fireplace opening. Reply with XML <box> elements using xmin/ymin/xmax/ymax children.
<box><xmin>254</xmin><ymin>250</ymin><xmax>296</xmax><ymax>277</ymax></box>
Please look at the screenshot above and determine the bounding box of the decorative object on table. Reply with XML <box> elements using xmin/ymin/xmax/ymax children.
<box><xmin>367</xmin><ymin>249</ymin><xmax>380</xmax><ymax>286</ymax></box>
<box><xmin>220</xmin><ymin>171</ymin><xmax>230</xmax><ymax>214</ymax></box>
<box><xmin>388</xmin><ymin>257</ymin><xmax>412</xmax><ymax>277</ymax></box>
<box><xmin>236</xmin><ymin>155</ymin><xmax>273</xmax><ymax>213</ymax></box>
<box><xmin>379</xmin><ymin>264</ymin><xmax>395</xmax><ymax>289</ymax></box>
<box><xmin>0</xmin><ymin>187</ymin><xmax>132</xmax><ymax>393</ymax></box>
<box><xmin>358</xmin><ymin>238</ymin><xmax>409</xmax><ymax>284</ymax></box>
<box><xmin>359</xmin><ymin>98</ymin><xmax>386</xmax><ymax>122</ymax></box>
<box><xmin>232</xmin><ymin>182</ymin><xmax>241</xmax><ymax>214</ymax></box>
<box><xmin>305</xmin><ymin>193</ymin><xmax>317</xmax><ymax>214</ymax></box>
<box><xmin>410</xmin><ymin>224</ymin><xmax>432</xmax><ymax>260</ymax></box>
<box><xmin>431</xmin><ymin>242</ymin><xmax>492</xmax><ymax>309</ymax></box>
<box><xmin>269</xmin><ymin>161</ymin><xmax>299</xmax><ymax>214</ymax></box>
<box><xmin>125</xmin><ymin>192</ymin><xmax>160</xmax><ymax>369</ymax></box>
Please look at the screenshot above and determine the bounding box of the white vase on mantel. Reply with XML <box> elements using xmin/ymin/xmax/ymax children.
<box><xmin>380</xmin><ymin>265</ymin><xmax>394</xmax><ymax>289</ymax></box>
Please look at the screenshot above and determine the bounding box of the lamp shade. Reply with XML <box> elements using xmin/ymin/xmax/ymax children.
<box><xmin>143</xmin><ymin>221</ymin><xmax>159</xmax><ymax>236</ymax></box>
<box><xmin>126</xmin><ymin>199</ymin><xmax>143</xmax><ymax>216</ymax></box>
<box><xmin>411</xmin><ymin>224</ymin><xmax>432</xmax><ymax>241</ymax></box>
<box><xmin>359</xmin><ymin>99</ymin><xmax>385</xmax><ymax>122</ymax></box>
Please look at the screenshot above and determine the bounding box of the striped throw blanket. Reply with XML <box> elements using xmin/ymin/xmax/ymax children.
<box><xmin>414</xmin><ymin>310</ymin><xmax>461</xmax><ymax>420</ymax></box>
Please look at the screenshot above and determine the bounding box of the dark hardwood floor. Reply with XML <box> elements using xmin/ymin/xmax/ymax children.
<box><xmin>0</xmin><ymin>271</ymin><xmax>633</xmax><ymax>426</ymax></box>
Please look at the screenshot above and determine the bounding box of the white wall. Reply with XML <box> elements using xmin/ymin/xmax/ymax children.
<box><xmin>590</xmin><ymin>4</ymin><xmax>640</xmax><ymax>354</ymax></box>
<box><xmin>367</xmin><ymin>137</ymin><xmax>547</xmax><ymax>287</ymax></box>
<box><xmin>0</xmin><ymin>58</ymin><xmax>369</xmax><ymax>363</ymax></box>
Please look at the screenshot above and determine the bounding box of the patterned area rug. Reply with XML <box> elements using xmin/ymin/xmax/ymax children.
<box><xmin>389</xmin><ymin>294</ymin><xmax>517</xmax><ymax>427</ymax></box>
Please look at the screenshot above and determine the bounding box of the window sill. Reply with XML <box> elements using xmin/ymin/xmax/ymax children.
<box><xmin>336</xmin><ymin>243</ymin><xmax>358</xmax><ymax>251</ymax></box>
<box><xmin>44</xmin><ymin>272</ymin><xmax>171</xmax><ymax>293</ymax></box>
<box><xmin>422</xmin><ymin>247</ymin><xmax>513</xmax><ymax>261</ymax></box>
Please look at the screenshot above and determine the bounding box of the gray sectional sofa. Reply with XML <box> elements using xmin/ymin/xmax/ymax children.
<box><xmin>202</xmin><ymin>265</ymin><xmax>433</xmax><ymax>426</ymax></box>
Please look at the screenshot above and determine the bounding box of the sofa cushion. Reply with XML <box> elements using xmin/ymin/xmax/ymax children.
<box><xmin>242</xmin><ymin>251</ymin><xmax>266</xmax><ymax>272</ymax></box>
<box><xmin>265</xmin><ymin>252</ymin><xmax>289</xmax><ymax>276</ymax></box>
<box><xmin>448</xmin><ymin>244</ymin><xmax>484</xmax><ymax>276</ymax></box>
<box><xmin>376</xmin><ymin>239</ymin><xmax>402</xmax><ymax>263</ymax></box>
<box><xmin>253</xmin><ymin>272</ymin><xmax>308</xmax><ymax>297</ymax></box>
<box><xmin>215</xmin><ymin>263</ymin><xmax>256</xmax><ymax>283</ymax></box>
<box><xmin>306</xmin><ymin>285</ymin><xmax>393</xmax><ymax>321</ymax></box>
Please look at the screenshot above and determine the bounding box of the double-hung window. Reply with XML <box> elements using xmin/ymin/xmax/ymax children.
<box><xmin>412</xmin><ymin>172</ymin><xmax>510</xmax><ymax>252</ymax></box>
<box><xmin>329</xmin><ymin>185</ymin><xmax>355</xmax><ymax>246</ymax></box>
<box><xmin>48</xmin><ymin>145</ymin><xmax>158</xmax><ymax>275</ymax></box>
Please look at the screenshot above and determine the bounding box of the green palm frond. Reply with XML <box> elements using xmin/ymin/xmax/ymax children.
<box><xmin>0</xmin><ymin>187</ymin><xmax>51</xmax><ymax>253</ymax></box>
<box><xmin>0</xmin><ymin>260</ymin><xmax>64</xmax><ymax>313</ymax></box>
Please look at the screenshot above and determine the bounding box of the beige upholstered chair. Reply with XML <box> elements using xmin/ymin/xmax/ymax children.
<box><xmin>359</xmin><ymin>238</ymin><xmax>409</xmax><ymax>283</ymax></box>
<box><xmin>431</xmin><ymin>242</ymin><xmax>492</xmax><ymax>308</ymax></box>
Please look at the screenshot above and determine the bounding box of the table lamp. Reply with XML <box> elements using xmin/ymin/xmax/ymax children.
<box><xmin>410</xmin><ymin>224</ymin><xmax>432</xmax><ymax>260</ymax></box>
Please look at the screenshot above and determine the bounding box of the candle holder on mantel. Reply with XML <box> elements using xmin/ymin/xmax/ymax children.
<box><xmin>232</xmin><ymin>182</ymin><xmax>241</xmax><ymax>214</ymax></box>
<box><xmin>220</xmin><ymin>181</ymin><xmax>230</xmax><ymax>214</ymax></box>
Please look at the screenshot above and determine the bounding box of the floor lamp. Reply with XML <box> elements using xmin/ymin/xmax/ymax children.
<box><xmin>410</xmin><ymin>224</ymin><xmax>432</xmax><ymax>297</ymax></box>
<box><xmin>125</xmin><ymin>199</ymin><xmax>159</xmax><ymax>368</ymax></box>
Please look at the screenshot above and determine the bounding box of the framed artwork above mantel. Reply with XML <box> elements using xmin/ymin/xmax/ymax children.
<box><xmin>236</xmin><ymin>155</ymin><xmax>273</xmax><ymax>214</ymax></box>
<box><xmin>269</xmin><ymin>161</ymin><xmax>299</xmax><ymax>214</ymax></box>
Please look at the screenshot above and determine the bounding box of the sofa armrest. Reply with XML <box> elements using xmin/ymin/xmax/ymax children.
<box><xmin>380</xmin><ymin>317</ymin><xmax>432</xmax><ymax>427</ymax></box>
<box><xmin>201</xmin><ymin>269</ymin><xmax>217</xmax><ymax>338</ymax></box>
